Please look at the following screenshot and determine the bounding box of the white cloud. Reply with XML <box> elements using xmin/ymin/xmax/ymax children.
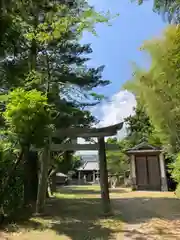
<box><xmin>76</xmin><ymin>90</ymin><xmax>136</xmax><ymax>155</ymax></box>
<box><xmin>97</xmin><ymin>90</ymin><xmax>136</xmax><ymax>139</ymax></box>
<box><xmin>99</xmin><ymin>90</ymin><xmax>136</xmax><ymax>127</ymax></box>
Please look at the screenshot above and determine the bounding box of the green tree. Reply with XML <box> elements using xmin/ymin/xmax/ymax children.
<box><xmin>3</xmin><ymin>89</ymin><xmax>52</xmax><ymax>147</ymax></box>
<box><xmin>105</xmin><ymin>107</ymin><xmax>161</xmax><ymax>178</ymax></box>
<box><xmin>124</xmin><ymin>105</ymin><xmax>162</xmax><ymax>146</ymax></box>
<box><xmin>0</xmin><ymin>87</ymin><xmax>52</xmax><ymax>212</ymax></box>
<box><xmin>0</xmin><ymin>0</ymin><xmax>116</xmax><ymax>214</ymax></box>
<box><xmin>137</xmin><ymin>0</ymin><xmax>180</xmax><ymax>23</ymax></box>
<box><xmin>0</xmin><ymin>0</ymin><xmax>112</xmax><ymax>133</ymax></box>
<box><xmin>0</xmin><ymin>140</ymin><xmax>24</xmax><ymax>218</ymax></box>
<box><xmin>124</xmin><ymin>105</ymin><xmax>153</xmax><ymax>145</ymax></box>
<box><xmin>106</xmin><ymin>138</ymin><xmax>131</xmax><ymax>175</ymax></box>
<box><xmin>53</xmin><ymin>152</ymin><xmax>81</xmax><ymax>175</ymax></box>
<box><xmin>124</xmin><ymin>25</ymin><xmax>180</xmax><ymax>153</ymax></box>
<box><xmin>123</xmin><ymin>25</ymin><xmax>180</xmax><ymax>193</ymax></box>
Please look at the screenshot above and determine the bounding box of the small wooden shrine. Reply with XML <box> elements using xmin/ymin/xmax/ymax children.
<box><xmin>126</xmin><ymin>142</ymin><xmax>168</xmax><ymax>191</ymax></box>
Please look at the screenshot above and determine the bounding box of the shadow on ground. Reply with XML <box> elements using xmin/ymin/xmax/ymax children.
<box><xmin>57</xmin><ymin>186</ymin><xmax>127</xmax><ymax>195</ymax></box>
<box><xmin>2</xmin><ymin>188</ymin><xmax>180</xmax><ymax>240</ymax></box>
<box><xmin>113</xmin><ymin>196</ymin><xmax>180</xmax><ymax>224</ymax></box>
<box><xmin>112</xmin><ymin>195</ymin><xmax>180</xmax><ymax>239</ymax></box>
<box><xmin>3</xmin><ymin>197</ymin><xmax>121</xmax><ymax>240</ymax></box>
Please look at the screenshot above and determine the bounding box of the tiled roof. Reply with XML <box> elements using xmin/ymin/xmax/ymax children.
<box><xmin>77</xmin><ymin>154</ymin><xmax>99</xmax><ymax>171</ymax></box>
<box><xmin>127</xmin><ymin>142</ymin><xmax>161</xmax><ymax>152</ymax></box>
<box><xmin>78</xmin><ymin>161</ymin><xmax>99</xmax><ymax>171</ymax></box>
<box><xmin>80</xmin><ymin>154</ymin><xmax>98</xmax><ymax>162</ymax></box>
<box><xmin>56</xmin><ymin>172</ymin><xmax>68</xmax><ymax>177</ymax></box>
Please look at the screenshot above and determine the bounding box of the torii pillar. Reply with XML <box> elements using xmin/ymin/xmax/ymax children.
<box><xmin>98</xmin><ymin>137</ymin><xmax>111</xmax><ymax>215</ymax></box>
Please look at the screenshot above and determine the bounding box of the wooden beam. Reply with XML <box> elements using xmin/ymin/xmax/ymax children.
<box><xmin>53</xmin><ymin>131</ymin><xmax>115</xmax><ymax>138</ymax></box>
<box><xmin>50</xmin><ymin>143</ymin><xmax>119</xmax><ymax>151</ymax></box>
<box><xmin>98</xmin><ymin>137</ymin><xmax>111</xmax><ymax>215</ymax></box>
<box><xmin>52</xmin><ymin>122</ymin><xmax>123</xmax><ymax>138</ymax></box>
<box><xmin>127</xmin><ymin>149</ymin><xmax>162</xmax><ymax>154</ymax></box>
<box><xmin>32</xmin><ymin>143</ymin><xmax>119</xmax><ymax>151</ymax></box>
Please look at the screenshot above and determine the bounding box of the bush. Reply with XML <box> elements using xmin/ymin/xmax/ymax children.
<box><xmin>0</xmin><ymin>142</ymin><xmax>24</xmax><ymax>217</ymax></box>
<box><xmin>170</xmin><ymin>153</ymin><xmax>180</xmax><ymax>183</ymax></box>
<box><xmin>175</xmin><ymin>183</ymin><xmax>180</xmax><ymax>198</ymax></box>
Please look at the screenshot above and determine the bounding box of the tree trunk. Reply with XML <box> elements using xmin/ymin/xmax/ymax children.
<box><xmin>24</xmin><ymin>150</ymin><xmax>38</xmax><ymax>206</ymax></box>
<box><xmin>63</xmin><ymin>151</ymin><xmax>72</xmax><ymax>173</ymax></box>
<box><xmin>98</xmin><ymin>137</ymin><xmax>111</xmax><ymax>215</ymax></box>
<box><xmin>36</xmin><ymin>142</ymin><xmax>50</xmax><ymax>214</ymax></box>
<box><xmin>46</xmin><ymin>188</ymin><xmax>50</xmax><ymax>198</ymax></box>
<box><xmin>49</xmin><ymin>171</ymin><xmax>56</xmax><ymax>196</ymax></box>
<box><xmin>30</xmin><ymin>151</ymin><xmax>38</xmax><ymax>201</ymax></box>
<box><xmin>23</xmin><ymin>146</ymin><xmax>31</xmax><ymax>205</ymax></box>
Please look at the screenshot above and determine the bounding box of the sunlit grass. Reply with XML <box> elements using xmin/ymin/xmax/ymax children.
<box><xmin>2</xmin><ymin>185</ymin><xmax>123</xmax><ymax>240</ymax></box>
<box><xmin>2</xmin><ymin>186</ymin><xmax>178</xmax><ymax>239</ymax></box>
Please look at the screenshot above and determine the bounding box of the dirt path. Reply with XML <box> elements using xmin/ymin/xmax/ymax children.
<box><xmin>113</xmin><ymin>190</ymin><xmax>180</xmax><ymax>239</ymax></box>
<box><xmin>1</xmin><ymin>187</ymin><xmax>180</xmax><ymax>239</ymax></box>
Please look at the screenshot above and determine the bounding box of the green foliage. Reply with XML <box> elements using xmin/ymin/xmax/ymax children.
<box><xmin>3</xmin><ymin>88</ymin><xmax>53</xmax><ymax>147</ymax></box>
<box><xmin>0</xmin><ymin>0</ymin><xmax>116</xmax><ymax>213</ymax></box>
<box><xmin>123</xmin><ymin>105</ymin><xmax>162</xmax><ymax>147</ymax></box>
<box><xmin>105</xmin><ymin>108</ymin><xmax>162</xmax><ymax>176</ymax></box>
<box><xmin>24</xmin><ymin>3</ymin><xmax>113</xmax><ymax>43</ymax></box>
<box><xmin>124</xmin><ymin>106</ymin><xmax>154</xmax><ymax>145</ymax></box>
<box><xmin>171</xmin><ymin>153</ymin><xmax>180</xmax><ymax>197</ymax></box>
<box><xmin>170</xmin><ymin>153</ymin><xmax>180</xmax><ymax>183</ymax></box>
<box><xmin>0</xmin><ymin>141</ymin><xmax>23</xmax><ymax>216</ymax></box>
<box><xmin>175</xmin><ymin>183</ymin><xmax>180</xmax><ymax>197</ymax></box>
<box><xmin>0</xmin><ymin>0</ymin><xmax>112</xmax><ymax>97</ymax></box>
<box><xmin>106</xmin><ymin>137</ymin><xmax>118</xmax><ymax>144</ymax></box>
<box><xmin>124</xmin><ymin>24</ymin><xmax>180</xmax><ymax>193</ymax></box>
<box><xmin>106</xmin><ymin>138</ymin><xmax>131</xmax><ymax>175</ymax></box>
<box><xmin>124</xmin><ymin>25</ymin><xmax>180</xmax><ymax>152</ymax></box>
<box><xmin>53</xmin><ymin>152</ymin><xmax>82</xmax><ymax>174</ymax></box>
<box><xmin>0</xmin><ymin>0</ymin><xmax>112</xmax><ymax>131</ymax></box>
<box><xmin>137</xmin><ymin>0</ymin><xmax>180</xmax><ymax>23</ymax></box>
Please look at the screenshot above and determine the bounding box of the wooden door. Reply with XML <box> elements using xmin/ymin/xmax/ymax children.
<box><xmin>147</xmin><ymin>155</ymin><xmax>161</xmax><ymax>190</ymax></box>
<box><xmin>135</xmin><ymin>156</ymin><xmax>148</xmax><ymax>190</ymax></box>
<box><xmin>135</xmin><ymin>155</ymin><xmax>161</xmax><ymax>190</ymax></box>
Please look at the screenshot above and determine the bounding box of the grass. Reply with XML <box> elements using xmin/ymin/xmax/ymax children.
<box><xmin>1</xmin><ymin>185</ymin><xmax>123</xmax><ymax>240</ymax></box>
<box><xmin>1</xmin><ymin>185</ymin><xmax>180</xmax><ymax>239</ymax></box>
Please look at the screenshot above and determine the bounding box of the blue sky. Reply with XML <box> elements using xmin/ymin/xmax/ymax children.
<box><xmin>77</xmin><ymin>0</ymin><xmax>167</xmax><ymax>153</ymax></box>
<box><xmin>81</xmin><ymin>0</ymin><xmax>167</xmax><ymax>126</ymax></box>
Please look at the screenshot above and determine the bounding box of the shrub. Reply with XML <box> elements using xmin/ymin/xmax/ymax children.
<box><xmin>0</xmin><ymin>141</ymin><xmax>24</xmax><ymax>217</ymax></box>
<box><xmin>170</xmin><ymin>153</ymin><xmax>180</xmax><ymax>183</ymax></box>
<box><xmin>175</xmin><ymin>183</ymin><xmax>180</xmax><ymax>198</ymax></box>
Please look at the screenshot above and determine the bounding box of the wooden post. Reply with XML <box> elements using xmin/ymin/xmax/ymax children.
<box><xmin>36</xmin><ymin>139</ymin><xmax>51</xmax><ymax>214</ymax></box>
<box><xmin>49</xmin><ymin>171</ymin><xmax>56</xmax><ymax>196</ymax></box>
<box><xmin>93</xmin><ymin>171</ymin><xmax>96</xmax><ymax>183</ymax></box>
<box><xmin>130</xmin><ymin>154</ymin><xmax>137</xmax><ymax>190</ymax></box>
<box><xmin>159</xmin><ymin>153</ymin><xmax>168</xmax><ymax>191</ymax></box>
<box><xmin>78</xmin><ymin>171</ymin><xmax>81</xmax><ymax>185</ymax></box>
<box><xmin>98</xmin><ymin>137</ymin><xmax>111</xmax><ymax>215</ymax></box>
<box><xmin>83</xmin><ymin>174</ymin><xmax>86</xmax><ymax>183</ymax></box>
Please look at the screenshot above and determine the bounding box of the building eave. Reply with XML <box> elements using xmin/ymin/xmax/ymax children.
<box><xmin>126</xmin><ymin>149</ymin><xmax>163</xmax><ymax>155</ymax></box>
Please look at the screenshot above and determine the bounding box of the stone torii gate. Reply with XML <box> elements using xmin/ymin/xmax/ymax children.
<box><xmin>37</xmin><ymin>122</ymin><xmax>123</xmax><ymax>215</ymax></box>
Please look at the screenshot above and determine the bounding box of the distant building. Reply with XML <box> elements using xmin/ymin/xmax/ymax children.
<box><xmin>77</xmin><ymin>154</ymin><xmax>99</xmax><ymax>183</ymax></box>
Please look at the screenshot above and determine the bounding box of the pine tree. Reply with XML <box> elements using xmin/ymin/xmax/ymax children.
<box><xmin>137</xmin><ymin>0</ymin><xmax>180</xmax><ymax>23</ymax></box>
<box><xmin>0</xmin><ymin>0</ymin><xmax>112</xmax><ymax>211</ymax></box>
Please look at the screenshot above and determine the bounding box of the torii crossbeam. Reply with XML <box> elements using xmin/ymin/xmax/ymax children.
<box><xmin>53</xmin><ymin>122</ymin><xmax>123</xmax><ymax>138</ymax></box>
